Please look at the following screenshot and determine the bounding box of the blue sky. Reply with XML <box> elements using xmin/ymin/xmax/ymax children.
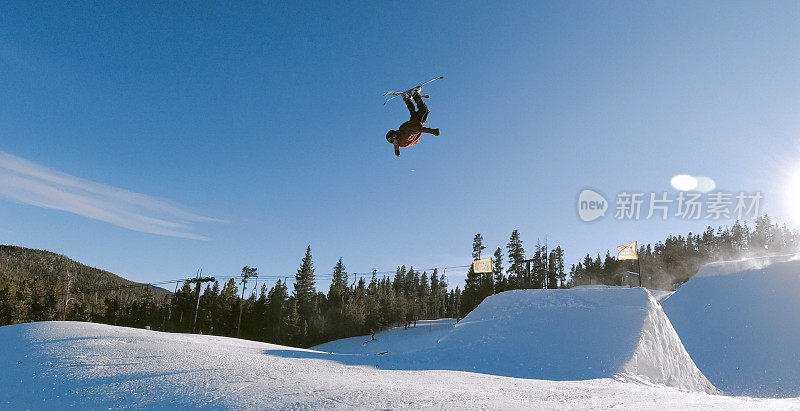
<box><xmin>2</xmin><ymin>2</ymin><xmax>800</xmax><ymax>290</ymax></box>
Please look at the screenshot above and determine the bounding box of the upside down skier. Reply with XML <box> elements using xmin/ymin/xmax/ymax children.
<box><xmin>385</xmin><ymin>88</ymin><xmax>440</xmax><ymax>157</ymax></box>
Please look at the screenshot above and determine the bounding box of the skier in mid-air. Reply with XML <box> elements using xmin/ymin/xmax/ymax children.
<box><xmin>385</xmin><ymin>88</ymin><xmax>440</xmax><ymax>157</ymax></box>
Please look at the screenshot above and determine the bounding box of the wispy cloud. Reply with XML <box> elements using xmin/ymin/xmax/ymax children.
<box><xmin>0</xmin><ymin>150</ymin><xmax>223</xmax><ymax>240</ymax></box>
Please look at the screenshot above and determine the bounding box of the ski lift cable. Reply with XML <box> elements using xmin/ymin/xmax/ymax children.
<box><xmin>45</xmin><ymin>263</ymin><xmax>473</xmax><ymax>298</ymax></box>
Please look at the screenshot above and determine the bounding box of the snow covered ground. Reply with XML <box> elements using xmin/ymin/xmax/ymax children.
<box><xmin>664</xmin><ymin>254</ymin><xmax>800</xmax><ymax>398</ymax></box>
<box><xmin>4</xmin><ymin>266</ymin><xmax>800</xmax><ymax>409</ymax></box>
<box><xmin>314</xmin><ymin>318</ymin><xmax>456</xmax><ymax>355</ymax></box>
<box><xmin>3</xmin><ymin>321</ymin><xmax>798</xmax><ymax>409</ymax></box>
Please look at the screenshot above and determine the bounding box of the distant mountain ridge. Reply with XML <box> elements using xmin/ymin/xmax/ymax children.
<box><xmin>0</xmin><ymin>245</ymin><xmax>170</xmax><ymax>296</ymax></box>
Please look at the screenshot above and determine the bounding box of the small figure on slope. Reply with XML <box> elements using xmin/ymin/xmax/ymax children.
<box><xmin>385</xmin><ymin>88</ymin><xmax>440</xmax><ymax>157</ymax></box>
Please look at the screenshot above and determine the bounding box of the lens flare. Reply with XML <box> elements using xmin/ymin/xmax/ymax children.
<box><xmin>671</xmin><ymin>174</ymin><xmax>698</xmax><ymax>191</ymax></box>
<box><xmin>694</xmin><ymin>176</ymin><xmax>716</xmax><ymax>193</ymax></box>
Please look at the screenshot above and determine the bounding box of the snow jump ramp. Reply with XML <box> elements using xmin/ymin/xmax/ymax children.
<box><xmin>431</xmin><ymin>287</ymin><xmax>716</xmax><ymax>392</ymax></box>
<box><xmin>663</xmin><ymin>254</ymin><xmax>800</xmax><ymax>397</ymax></box>
<box><xmin>315</xmin><ymin>286</ymin><xmax>716</xmax><ymax>393</ymax></box>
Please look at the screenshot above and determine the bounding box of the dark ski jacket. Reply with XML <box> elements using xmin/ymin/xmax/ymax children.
<box><xmin>396</xmin><ymin>119</ymin><xmax>424</xmax><ymax>148</ymax></box>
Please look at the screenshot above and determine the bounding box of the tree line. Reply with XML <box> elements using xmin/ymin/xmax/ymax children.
<box><xmin>169</xmin><ymin>247</ymin><xmax>459</xmax><ymax>346</ymax></box>
<box><xmin>570</xmin><ymin>215</ymin><xmax>800</xmax><ymax>289</ymax></box>
<box><xmin>458</xmin><ymin>232</ymin><xmax>567</xmax><ymax>316</ymax></box>
<box><xmin>0</xmin><ymin>245</ymin><xmax>459</xmax><ymax>348</ymax></box>
<box><xmin>1</xmin><ymin>215</ymin><xmax>797</xmax><ymax>348</ymax></box>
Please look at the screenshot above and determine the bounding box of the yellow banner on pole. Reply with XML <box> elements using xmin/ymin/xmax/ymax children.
<box><xmin>617</xmin><ymin>241</ymin><xmax>639</xmax><ymax>260</ymax></box>
<box><xmin>473</xmin><ymin>257</ymin><xmax>493</xmax><ymax>273</ymax></box>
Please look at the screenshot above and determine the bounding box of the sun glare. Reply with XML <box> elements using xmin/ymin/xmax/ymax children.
<box><xmin>785</xmin><ymin>168</ymin><xmax>800</xmax><ymax>226</ymax></box>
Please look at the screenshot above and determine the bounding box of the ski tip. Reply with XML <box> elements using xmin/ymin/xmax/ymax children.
<box><xmin>438</xmin><ymin>76</ymin><xmax>444</xmax><ymax>79</ymax></box>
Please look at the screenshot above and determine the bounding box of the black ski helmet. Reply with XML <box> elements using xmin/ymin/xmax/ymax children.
<box><xmin>386</xmin><ymin>130</ymin><xmax>397</xmax><ymax>144</ymax></box>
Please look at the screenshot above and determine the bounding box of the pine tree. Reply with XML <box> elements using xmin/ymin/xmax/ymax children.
<box><xmin>430</xmin><ymin>269</ymin><xmax>441</xmax><ymax>318</ymax></box>
<box><xmin>492</xmin><ymin>247</ymin><xmax>505</xmax><ymax>293</ymax></box>
<box><xmin>437</xmin><ymin>270</ymin><xmax>448</xmax><ymax>318</ymax></box>
<box><xmin>393</xmin><ymin>265</ymin><xmax>406</xmax><ymax>292</ymax></box>
<box><xmin>368</xmin><ymin>270</ymin><xmax>378</xmax><ymax>294</ymax></box>
<box><xmin>293</xmin><ymin>246</ymin><xmax>317</xmax><ymax>342</ymax></box>
<box><xmin>218</xmin><ymin>279</ymin><xmax>239</xmax><ymax>336</ymax></box>
<box><xmin>207</xmin><ymin>281</ymin><xmax>221</xmax><ymax>334</ymax></box>
<box><xmin>547</xmin><ymin>250</ymin><xmax>558</xmax><ymax>289</ymax></box>
<box><xmin>283</xmin><ymin>299</ymin><xmax>302</xmax><ymax>345</ymax></box>
<box><xmin>266</xmin><ymin>279</ymin><xmax>288</xmax><ymax>341</ymax></box>
<box><xmin>602</xmin><ymin>252</ymin><xmax>618</xmax><ymax>285</ymax></box>
<box><xmin>237</xmin><ymin>265</ymin><xmax>257</xmax><ymax>338</ymax></box>
<box><xmin>454</xmin><ymin>287</ymin><xmax>462</xmax><ymax>321</ymax></box>
<box><xmin>328</xmin><ymin>257</ymin><xmax>348</xmax><ymax>304</ymax></box>
<box><xmin>531</xmin><ymin>244</ymin><xmax>543</xmax><ymax>289</ymax></box>
<box><xmin>554</xmin><ymin>246</ymin><xmax>566</xmax><ymax>288</ymax></box>
<box><xmin>480</xmin><ymin>269</ymin><xmax>494</xmax><ymax>302</ymax></box>
<box><xmin>419</xmin><ymin>271</ymin><xmax>430</xmax><ymax>318</ymax></box>
<box><xmin>506</xmin><ymin>229</ymin><xmax>526</xmax><ymax>287</ymax></box>
<box><xmin>472</xmin><ymin>233</ymin><xmax>486</xmax><ymax>260</ymax></box>
<box><xmin>462</xmin><ymin>265</ymin><xmax>480</xmax><ymax>315</ymax></box>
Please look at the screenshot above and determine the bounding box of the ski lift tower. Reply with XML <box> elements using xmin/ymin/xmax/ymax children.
<box><xmin>237</xmin><ymin>266</ymin><xmax>258</xmax><ymax>338</ymax></box>
<box><xmin>187</xmin><ymin>271</ymin><xmax>216</xmax><ymax>331</ymax></box>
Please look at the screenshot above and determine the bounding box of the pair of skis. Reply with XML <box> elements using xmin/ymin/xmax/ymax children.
<box><xmin>383</xmin><ymin>76</ymin><xmax>444</xmax><ymax>105</ymax></box>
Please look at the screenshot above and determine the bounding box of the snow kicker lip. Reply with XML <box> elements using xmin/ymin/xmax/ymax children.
<box><xmin>615</xmin><ymin>291</ymin><xmax>719</xmax><ymax>394</ymax></box>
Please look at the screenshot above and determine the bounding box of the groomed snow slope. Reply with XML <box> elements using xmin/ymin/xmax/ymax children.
<box><xmin>314</xmin><ymin>318</ymin><xmax>456</xmax><ymax>354</ymax></box>
<box><xmin>2</xmin><ymin>321</ymin><xmax>795</xmax><ymax>409</ymax></box>
<box><xmin>663</xmin><ymin>254</ymin><xmax>800</xmax><ymax>397</ymax></box>
<box><xmin>316</xmin><ymin>287</ymin><xmax>716</xmax><ymax>393</ymax></box>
